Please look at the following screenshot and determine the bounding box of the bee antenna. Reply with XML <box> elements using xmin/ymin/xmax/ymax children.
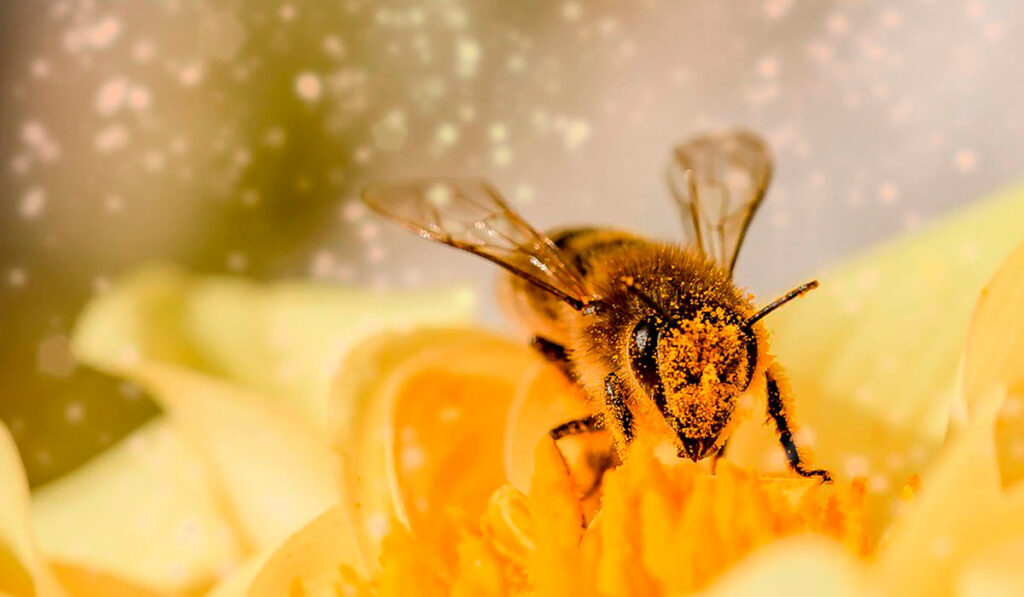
<box><xmin>747</xmin><ymin>280</ymin><xmax>819</xmax><ymax>326</ymax></box>
<box><xmin>621</xmin><ymin>277</ymin><xmax>677</xmax><ymax>324</ymax></box>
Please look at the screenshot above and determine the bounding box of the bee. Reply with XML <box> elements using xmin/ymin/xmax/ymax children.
<box><xmin>363</xmin><ymin>130</ymin><xmax>830</xmax><ymax>482</ymax></box>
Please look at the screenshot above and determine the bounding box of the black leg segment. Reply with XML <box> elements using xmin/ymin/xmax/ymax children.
<box><xmin>765</xmin><ymin>370</ymin><xmax>832</xmax><ymax>483</ymax></box>
<box><xmin>530</xmin><ymin>336</ymin><xmax>577</xmax><ymax>381</ymax></box>
<box><xmin>549</xmin><ymin>413</ymin><xmax>604</xmax><ymax>440</ymax></box>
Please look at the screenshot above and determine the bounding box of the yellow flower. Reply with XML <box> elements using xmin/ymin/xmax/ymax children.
<box><xmin>0</xmin><ymin>183</ymin><xmax>1022</xmax><ymax>596</ymax></box>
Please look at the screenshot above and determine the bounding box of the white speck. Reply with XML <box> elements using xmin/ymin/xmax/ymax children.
<box><xmin>763</xmin><ymin>0</ymin><xmax>793</xmax><ymax>19</ymax></box>
<box><xmin>562</xmin><ymin>118</ymin><xmax>591</xmax><ymax>150</ymax></box>
<box><xmin>8</xmin><ymin>268</ymin><xmax>27</xmax><ymax>287</ymax></box>
<box><xmin>143</xmin><ymin>151</ymin><xmax>165</xmax><ymax>172</ymax></box>
<box><xmin>263</xmin><ymin>127</ymin><xmax>286</xmax><ymax>148</ymax></box>
<box><xmin>931</xmin><ymin>536</ymin><xmax>954</xmax><ymax>559</ymax></box>
<box><xmin>881</xmin><ymin>9</ymin><xmax>902</xmax><ymax>28</ymax></box>
<box><xmin>562</xmin><ymin>2</ymin><xmax>583</xmax><ymax>21</ymax></box>
<box><xmin>843</xmin><ymin>455</ymin><xmax>870</xmax><ymax>477</ymax></box>
<box><xmin>358</xmin><ymin>222</ymin><xmax>378</xmax><ymax>241</ymax></box>
<box><xmin>179</xmin><ymin>62</ymin><xmax>204</xmax><ymax>86</ymax></box>
<box><xmin>826</xmin><ymin>13</ymin><xmax>849</xmax><ymax>35</ymax></box>
<box><xmin>20</xmin><ymin>188</ymin><xmax>46</xmax><ymax>219</ymax></box>
<box><xmin>877</xmin><ymin>182</ymin><xmax>899</xmax><ymax>205</ymax></box>
<box><xmin>132</xmin><ymin>40</ymin><xmax>155</xmax><ymax>63</ymax></box>
<box><xmin>435</xmin><ymin>123</ymin><xmax>459</xmax><ymax>146</ymax></box>
<box><xmin>756</xmin><ymin>56</ymin><xmax>779</xmax><ymax>79</ymax></box>
<box><xmin>95</xmin><ymin>78</ymin><xmax>128</xmax><ymax>115</ymax></box>
<box><xmin>455</xmin><ymin>38</ymin><xmax>481</xmax><ymax>78</ymax></box>
<box><xmin>226</xmin><ymin>251</ymin><xmax>248</xmax><ymax>272</ymax></box>
<box><xmin>401</xmin><ymin>445</ymin><xmax>426</xmax><ymax>471</ymax></box>
<box><xmin>488</xmin><ymin>122</ymin><xmax>508</xmax><ymax>142</ymax></box>
<box><xmin>492</xmin><ymin>146</ymin><xmax>513</xmax><ymax>166</ymax></box>
<box><xmin>128</xmin><ymin>86</ymin><xmax>151</xmax><ymax>110</ymax></box>
<box><xmin>341</xmin><ymin>201</ymin><xmax>366</xmax><ymax>222</ymax></box>
<box><xmin>366</xmin><ymin>513</ymin><xmax>389</xmax><ymax>541</ymax></box>
<box><xmin>31</xmin><ymin>59</ymin><xmax>51</xmax><ymax>78</ymax></box>
<box><xmin>426</xmin><ymin>183</ymin><xmax>453</xmax><ymax>207</ymax></box>
<box><xmin>966</xmin><ymin>1</ymin><xmax>984</xmax><ymax>19</ymax></box>
<box><xmin>105</xmin><ymin>194</ymin><xmax>124</xmax><ymax>213</ymax></box>
<box><xmin>87</xmin><ymin>16</ymin><xmax>122</xmax><ymax>48</ymax></box>
<box><xmin>310</xmin><ymin>250</ymin><xmax>335</xmax><ymax>278</ymax></box>
<box><xmin>439</xmin><ymin>405</ymin><xmax>460</xmax><ymax>422</ymax></box>
<box><xmin>514</xmin><ymin>184</ymin><xmax>535</xmax><ymax>205</ymax></box>
<box><xmin>373</xmin><ymin>110</ymin><xmax>407</xmax><ymax>151</ymax></box>
<box><xmin>323</xmin><ymin>35</ymin><xmax>346</xmax><ymax>58</ymax></box>
<box><xmin>367</xmin><ymin>245</ymin><xmax>386</xmax><ymax>263</ymax></box>
<box><xmin>65</xmin><ymin>402</ymin><xmax>85</xmax><ymax>424</ymax></box>
<box><xmin>279</xmin><ymin>4</ymin><xmax>297</xmax><ymax>21</ymax></box>
<box><xmin>295</xmin><ymin>72</ymin><xmax>322</xmax><ymax>101</ymax></box>
<box><xmin>38</xmin><ymin>335</ymin><xmax>76</xmax><ymax>377</ymax></box>
<box><xmin>958</xmin><ymin>241</ymin><xmax>980</xmax><ymax>264</ymax></box>
<box><xmin>954</xmin><ymin>149</ymin><xmax>977</xmax><ymax>172</ymax></box>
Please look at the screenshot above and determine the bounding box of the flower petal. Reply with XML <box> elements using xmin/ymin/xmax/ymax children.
<box><xmin>729</xmin><ymin>186</ymin><xmax>1024</xmax><ymax>527</ymax></box>
<box><xmin>72</xmin><ymin>264</ymin><xmax>475</xmax><ymax>429</ymax></box>
<box><xmin>0</xmin><ymin>422</ymin><xmax>69</xmax><ymax>597</ymax></box>
<box><xmin>699</xmin><ymin>537</ymin><xmax>871</xmax><ymax>597</ymax></box>
<box><xmin>503</xmin><ymin>363</ymin><xmax>592</xmax><ymax>493</ymax></box>
<box><xmin>960</xmin><ymin>242</ymin><xmax>1024</xmax><ymax>485</ymax></box>
<box><xmin>874</xmin><ymin>386</ymin><xmax>1024</xmax><ymax>596</ymax></box>
<box><xmin>114</xmin><ymin>364</ymin><xmax>340</xmax><ymax>553</ymax></box>
<box><xmin>328</xmin><ymin>328</ymin><xmax>540</xmax><ymax>571</ymax></box>
<box><xmin>247</xmin><ymin>506</ymin><xmax>364</xmax><ymax>597</ymax></box>
<box><xmin>31</xmin><ymin>421</ymin><xmax>243</xmax><ymax>593</ymax></box>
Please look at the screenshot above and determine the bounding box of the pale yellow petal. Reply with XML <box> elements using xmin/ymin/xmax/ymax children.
<box><xmin>873</xmin><ymin>386</ymin><xmax>1022</xmax><ymax>597</ymax></box>
<box><xmin>202</xmin><ymin>553</ymin><xmax>271</xmax><ymax>597</ymax></box>
<box><xmin>0</xmin><ymin>423</ymin><xmax>68</xmax><ymax>597</ymax></box>
<box><xmin>698</xmin><ymin>537</ymin><xmax>872</xmax><ymax>597</ymax></box>
<box><xmin>72</xmin><ymin>264</ymin><xmax>474</xmax><ymax>429</ymax></box>
<box><xmin>247</xmin><ymin>506</ymin><xmax>364</xmax><ymax>597</ymax></box>
<box><xmin>959</xmin><ymin>242</ymin><xmax>1024</xmax><ymax>485</ymax></box>
<box><xmin>728</xmin><ymin>186</ymin><xmax>1024</xmax><ymax>527</ymax></box>
<box><xmin>957</xmin><ymin>538</ymin><xmax>1024</xmax><ymax>597</ymax></box>
<box><xmin>114</xmin><ymin>364</ymin><xmax>339</xmax><ymax>554</ymax></box>
<box><xmin>32</xmin><ymin>421</ymin><xmax>242</xmax><ymax>593</ymax></box>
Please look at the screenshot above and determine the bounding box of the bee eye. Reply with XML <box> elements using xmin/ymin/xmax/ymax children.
<box><xmin>629</xmin><ymin>317</ymin><xmax>661</xmax><ymax>385</ymax></box>
<box><xmin>632</xmin><ymin>318</ymin><xmax>656</xmax><ymax>355</ymax></box>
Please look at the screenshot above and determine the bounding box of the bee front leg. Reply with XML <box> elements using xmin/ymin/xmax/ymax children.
<box><xmin>530</xmin><ymin>336</ymin><xmax>577</xmax><ymax>381</ymax></box>
<box><xmin>765</xmin><ymin>368</ymin><xmax>832</xmax><ymax>483</ymax></box>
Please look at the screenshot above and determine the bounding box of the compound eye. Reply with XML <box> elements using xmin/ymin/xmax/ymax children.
<box><xmin>629</xmin><ymin>317</ymin><xmax>661</xmax><ymax>384</ymax></box>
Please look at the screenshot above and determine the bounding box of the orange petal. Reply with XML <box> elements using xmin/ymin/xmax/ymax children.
<box><xmin>504</xmin><ymin>363</ymin><xmax>592</xmax><ymax>493</ymax></box>
<box><xmin>328</xmin><ymin>328</ymin><xmax>540</xmax><ymax>570</ymax></box>
<box><xmin>528</xmin><ymin>438</ymin><xmax>588</xmax><ymax>597</ymax></box>
<box><xmin>52</xmin><ymin>562</ymin><xmax>176</xmax><ymax>597</ymax></box>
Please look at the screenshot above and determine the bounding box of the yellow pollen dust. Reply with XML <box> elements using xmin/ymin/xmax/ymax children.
<box><xmin>656</xmin><ymin>310</ymin><xmax>746</xmax><ymax>436</ymax></box>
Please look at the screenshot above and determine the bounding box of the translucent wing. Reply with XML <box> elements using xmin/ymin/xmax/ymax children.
<box><xmin>362</xmin><ymin>178</ymin><xmax>596</xmax><ymax>309</ymax></box>
<box><xmin>667</xmin><ymin>130</ymin><xmax>773</xmax><ymax>275</ymax></box>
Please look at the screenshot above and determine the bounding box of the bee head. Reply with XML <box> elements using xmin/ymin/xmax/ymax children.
<box><xmin>628</xmin><ymin>306</ymin><xmax>755</xmax><ymax>462</ymax></box>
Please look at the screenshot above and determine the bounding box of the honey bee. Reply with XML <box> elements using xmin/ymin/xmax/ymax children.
<box><xmin>363</xmin><ymin>130</ymin><xmax>830</xmax><ymax>482</ymax></box>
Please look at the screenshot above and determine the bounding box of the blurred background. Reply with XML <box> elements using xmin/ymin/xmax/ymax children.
<box><xmin>2</xmin><ymin>0</ymin><xmax>1023</xmax><ymax>488</ymax></box>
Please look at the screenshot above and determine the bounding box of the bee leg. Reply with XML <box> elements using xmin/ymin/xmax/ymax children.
<box><xmin>548</xmin><ymin>413</ymin><xmax>604</xmax><ymax>440</ymax></box>
<box><xmin>765</xmin><ymin>370</ymin><xmax>832</xmax><ymax>483</ymax></box>
<box><xmin>530</xmin><ymin>336</ymin><xmax>577</xmax><ymax>381</ymax></box>
<box><xmin>711</xmin><ymin>440</ymin><xmax>729</xmax><ymax>473</ymax></box>
<box><xmin>604</xmin><ymin>372</ymin><xmax>634</xmax><ymax>443</ymax></box>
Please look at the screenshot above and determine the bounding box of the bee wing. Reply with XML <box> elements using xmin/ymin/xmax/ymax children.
<box><xmin>363</xmin><ymin>178</ymin><xmax>596</xmax><ymax>309</ymax></box>
<box><xmin>667</xmin><ymin>130</ymin><xmax>773</xmax><ymax>275</ymax></box>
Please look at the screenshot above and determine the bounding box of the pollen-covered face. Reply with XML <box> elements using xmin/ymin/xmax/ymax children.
<box><xmin>656</xmin><ymin>309</ymin><xmax>750</xmax><ymax>460</ymax></box>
